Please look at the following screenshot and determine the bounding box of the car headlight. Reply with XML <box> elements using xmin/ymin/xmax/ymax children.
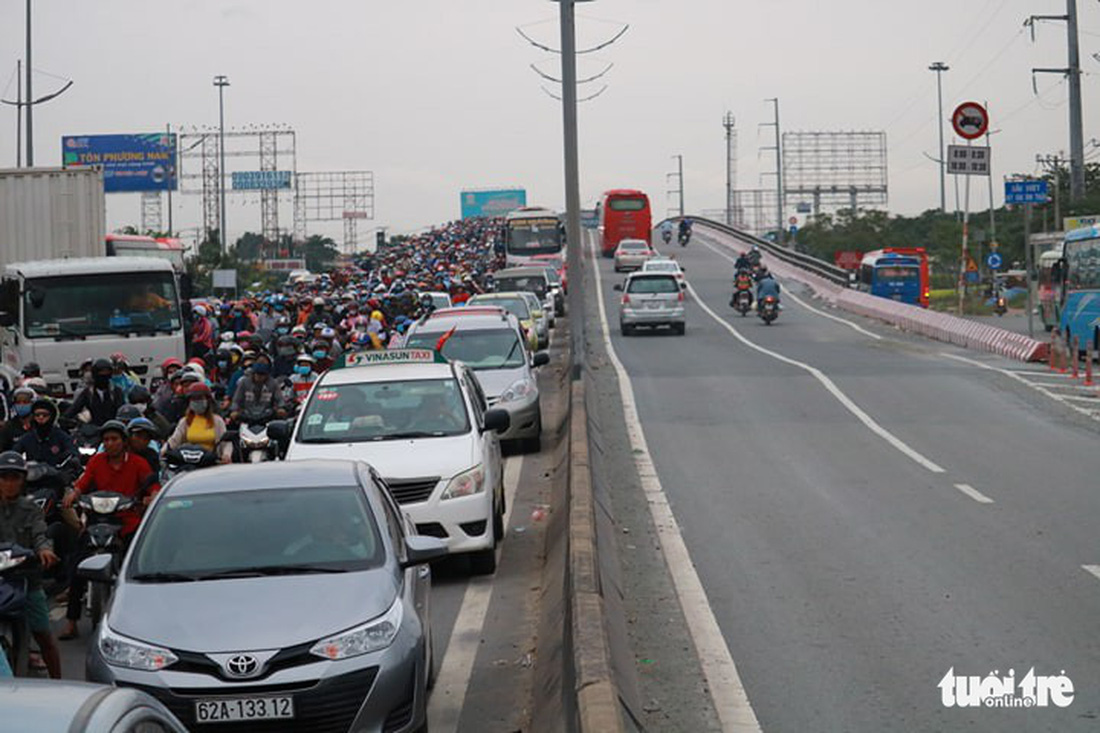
<box><xmin>99</xmin><ymin>625</ymin><xmax>178</xmax><ymax>671</ymax></box>
<box><xmin>499</xmin><ymin>378</ymin><xmax>536</xmax><ymax>404</ymax></box>
<box><xmin>442</xmin><ymin>464</ymin><xmax>484</xmax><ymax>500</ymax></box>
<box><xmin>310</xmin><ymin>597</ymin><xmax>403</xmax><ymax>660</ymax></box>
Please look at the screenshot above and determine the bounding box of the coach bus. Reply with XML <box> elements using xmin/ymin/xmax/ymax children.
<box><xmin>106</xmin><ymin>234</ymin><xmax>186</xmax><ymax>271</ymax></box>
<box><xmin>858</xmin><ymin>248</ymin><xmax>929</xmax><ymax>308</ymax></box>
<box><xmin>1038</xmin><ymin>242</ymin><xmax>1065</xmax><ymax>332</ymax></box>
<box><xmin>598</xmin><ymin>189</ymin><xmax>651</xmax><ymax>257</ymax></box>
<box><xmin>503</xmin><ymin>207</ymin><xmax>564</xmax><ymax>268</ymax></box>
<box><xmin>1058</xmin><ymin>226</ymin><xmax>1100</xmax><ymax>351</ymax></box>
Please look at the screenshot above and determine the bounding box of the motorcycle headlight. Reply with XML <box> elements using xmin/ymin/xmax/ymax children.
<box><xmin>99</xmin><ymin>625</ymin><xmax>178</xmax><ymax>671</ymax></box>
<box><xmin>442</xmin><ymin>464</ymin><xmax>484</xmax><ymax>501</ymax></box>
<box><xmin>499</xmin><ymin>378</ymin><xmax>536</xmax><ymax>404</ymax></box>
<box><xmin>310</xmin><ymin>597</ymin><xmax>403</xmax><ymax>660</ymax></box>
<box><xmin>78</xmin><ymin>446</ymin><xmax>97</xmax><ymax>457</ymax></box>
<box><xmin>90</xmin><ymin>496</ymin><xmax>121</xmax><ymax>514</ymax></box>
<box><xmin>241</xmin><ymin>437</ymin><xmax>269</xmax><ymax>449</ymax></box>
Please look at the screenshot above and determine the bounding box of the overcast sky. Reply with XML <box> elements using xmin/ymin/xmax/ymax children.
<box><xmin>2</xmin><ymin>0</ymin><xmax>1099</xmax><ymax>247</ymax></box>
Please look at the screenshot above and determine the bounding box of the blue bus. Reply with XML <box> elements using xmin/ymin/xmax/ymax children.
<box><xmin>1058</xmin><ymin>226</ymin><xmax>1100</xmax><ymax>351</ymax></box>
<box><xmin>858</xmin><ymin>250</ymin><xmax>925</xmax><ymax>306</ymax></box>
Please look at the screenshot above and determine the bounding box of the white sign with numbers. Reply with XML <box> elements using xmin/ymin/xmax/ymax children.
<box><xmin>947</xmin><ymin>145</ymin><xmax>991</xmax><ymax>176</ymax></box>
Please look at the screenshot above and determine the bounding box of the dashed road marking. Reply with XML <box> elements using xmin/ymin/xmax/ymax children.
<box><xmin>590</xmin><ymin>238</ymin><xmax>763</xmax><ymax>732</ymax></box>
<box><xmin>1081</xmin><ymin>565</ymin><xmax>1100</xmax><ymax>582</ymax></box>
<box><xmin>941</xmin><ymin>352</ymin><xmax>1100</xmax><ymax>422</ymax></box>
<box><xmin>953</xmin><ymin>483</ymin><xmax>995</xmax><ymax>504</ymax></box>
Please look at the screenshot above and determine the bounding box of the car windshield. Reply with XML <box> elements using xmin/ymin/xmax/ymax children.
<box><xmin>470</xmin><ymin>295</ymin><xmax>531</xmax><ymax>320</ymax></box>
<box><xmin>297</xmin><ymin>378</ymin><xmax>470</xmax><ymax>442</ymax></box>
<box><xmin>628</xmin><ymin>276</ymin><xmax>679</xmax><ymax>294</ymax></box>
<box><xmin>542</xmin><ymin>268</ymin><xmax>562</xmax><ymax>285</ymax></box>
<box><xmin>495</xmin><ymin>276</ymin><xmax>548</xmax><ymax>299</ymax></box>
<box><xmin>129</xmin><ymin>486</ymin><xmax>385</xmax><ymax>579</ymax></box>
<box><xmin>406</xmin><ymin>328</ymin><xmax>526</xmax><ymax>370</ymax></box>
<box><xmin>23</xmin><ymin>272</ymin><xmax>181</xmax><ymax>338</ymax></box>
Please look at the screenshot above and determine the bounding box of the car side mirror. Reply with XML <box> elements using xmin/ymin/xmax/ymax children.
<box><xmin>482</xmin><ymin>408</ymin><xmax>511</xmax><ymax>434</ymax></box>
<box><xmin>402</xmin><ymin>535</ymin><xmax>449</xmax><ymax>568</ymax></box>
<box><xmin>612</xmin><ymin>283</ymin><xmax>623</xmax><ymax>292</ymax></box>
<box><xmin>267</xmin><ymin>419</ymin><xmax>290</xmax><ymax>447</ymax></box>
<box><xmin>77</xmin><ymin>554</ymin><xmax>116</xmax><ymax>584</ymax></box>
<box><xmin>532</xmin><ymin>351</ymin><xmax>550</xmax><ymax>368</ymax></box>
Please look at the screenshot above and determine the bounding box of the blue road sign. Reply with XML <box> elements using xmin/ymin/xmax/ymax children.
<box><xmin>789</xmin><ymin>225</ymin><xmax>799</xmax><ymax>235</ymax></box>
<box><xmin>987</xmin><ymin>252</ymin><xmax>1003</xmax><ymax>269</ymax></box>
<box><xmin>1004</xmin><ymin>180</ymin><xmax>1048</xmax><ymax>205</ymax></box>
<box><xmin>965</xmin><ymin>270</ymin><xmax>980</xmax><ymax>284</ymax></box>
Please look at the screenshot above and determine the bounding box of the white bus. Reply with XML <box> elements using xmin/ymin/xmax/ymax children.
<box><xmin>503</xmin><ymin>207</ymin><xmax>565</xmax><ymax>268</ymax></box>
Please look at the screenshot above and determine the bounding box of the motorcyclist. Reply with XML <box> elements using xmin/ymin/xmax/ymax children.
<box><xmin>271</xmin><ymin>335</ymin><xmax>299</xmax><ymax>378</ymax></box>
<box><xmin>734</xmin><ymin>251</ymin><xmax>753</xmax><ymax>273</ymax></box>
<box><xmin>660</xmin><ymin>220</ymin><xmax>674</xmax><ymax>242</ymax></box>
<box><xmin>165</xmin><ymin>383</ymin><xmax>233</xmax><ymax>464</ymax></box>
<box><xmin>109</xmin><ymin>353</ymin><xmax>139</xmax><ymax>398</ymax></box>
<box><xmin>125</xmin><ymin>385</ymin><xmax>172</xmax><ymax>440</ymax></box>
<box><xmin>678</xmin><ymin>217</ymin><xmax>693</xmax><ymax>238</ymax></box>
<box><xmin>288</xmin><ymin>354</ymin><xmax>319</xmax><ymax>405</ymax></box>
<box><xmin>0</xmin><ymin>387</ymin><xmax>37</xmax><ymax>451</ymax></box>
<box><xmin>59</xmin><ymin>421</ymin><xmax>158</xmax><ymax>640</ymax></box>
<box><xmin>230</xmin><ymin>361</ymin><xmax>288</xmax><ymax>423</ymax></box>
<box><xmin>126</xmin><ymin>418</ymin><xmax>161</xmax><ymax>478</ymax></box>
<box><xmin>747</xmin><ymin>245</ymin><xmax>762</xmax><ymax>268</ymax></box>
<box><xmin>63</xmin><ymin>358</ymin><xmax>125</xmax><ymax>427</ymax></box>
<box><xmin>13</xmin><ymin>399</ymin><xmax>77</xmax><ymax>470</ymax></box>
<box><xmin>0</xmin><ymin>451</ymin><xmax>62</xmax><ymax>678</ymax></box>
<box><xmin>756</xmin><ymin>267</ymin><xmax>782</xmax><ymax>310</ymax></box>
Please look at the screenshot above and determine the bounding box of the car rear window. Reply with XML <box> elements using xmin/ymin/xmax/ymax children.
<box><xmin>620</xmin><ymin>241</ymin><xmax>648</xmax><ymax>250</ymax></box>
<box><xmin>627</xmin><ymin>276</ymin><xmax>679</xmax><ymax>294</ymax></box>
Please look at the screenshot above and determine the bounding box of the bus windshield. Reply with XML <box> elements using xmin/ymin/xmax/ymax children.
<box><xmin>876</xmin><ymin>266</ymin><xmax>918</xmax><ymax>280</ymax></box>
<box><xmin>506</xmin><ymin>217</ymin><xmax>563</xmax><ymax>255</ymax></box>
<box><xmin>23</xmin><ymin>271</ymin><xmax>181</xmax><ymax>338</ymax></box>
<box><xmin>608</xmin><ymin>197</ymin><xmax>647</xmax><ymax>211</ymax></box>
<box><xmin>1065</xmin><ymin>237</ymin><xmax>1100</xmax><ymax>289</ymax></box>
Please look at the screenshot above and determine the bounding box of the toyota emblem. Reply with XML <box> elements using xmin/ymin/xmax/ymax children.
<box><xmin>224</xmin><ymin>654</ymin><xmax>260</xmax><ymax>679</ymax></box>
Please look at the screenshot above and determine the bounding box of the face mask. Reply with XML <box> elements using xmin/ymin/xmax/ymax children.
<box><xmin>294</xmin><ymin>365</ymin><xmax>311</xmax><ymax>375</ymax></box>
<box><xmin>278</xmin><ymin>346</ymin><xmax>296</xmax><ymax>357</ymax></box>
<box><xmin>189</xmin><ymin>399</ymin><xmax>208</xmax><ymax>414</ymax></box>
<box><xmin>13</xmin><ymin>404</ymin><xmax>31</xmax><ymax>417</ymax></box>
<box><xmin>311</xmin><ymin>350</ymin><xmax>326</xmax><ymax>360</ymax></box>
<box><xmin>276</xmin><ymin>327</ymin><xmax>289</xmax><ymax>335</ymax></box>
<box><xmin>93</xmin><ymin>374</ymin><xmax>110</xmax><ymax>388</ymax></box>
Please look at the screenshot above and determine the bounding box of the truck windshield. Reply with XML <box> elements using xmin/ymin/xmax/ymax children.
<box><xmin>24</xmin><ymin>271</ymin><xmax>181</xmax><ymax>338</ymax></box>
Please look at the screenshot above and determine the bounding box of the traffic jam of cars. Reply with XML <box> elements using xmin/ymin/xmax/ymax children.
<box><xmin>0</xmin><ymin>214</ymin><xmax>561</xmax><ymax>732</ymax></box>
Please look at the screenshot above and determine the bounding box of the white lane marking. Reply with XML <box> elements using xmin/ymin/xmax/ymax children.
<box><xmin>697</xmin><ymin>236</ymin><xmax>883</xmax><ymax>341</ymax></box>
<box><xmin>427</xmin><ymin>454</ymin><xmax>523</xmax><ymax>732</ymax></box>
<box><xmin>940</xmin><ymin>352</ymin><xmax>1100</xmax><ymax>422</ymax></box>
<box><xmin>1082</xmin><ymin>565</ymin><xmax>1100</xmax><ymax>582</ymax></box>
<box><xmin>953</xmin><ymin>483</ymin><xmax>995</xmax><ymax>504</ymax></box>
<box><xmin>686</xmin><ymin>282</ymin><xmax>946</xmax><ymax>474</ymax></box>
<box><xmin>590</xmin><ymin>239</ymin><xmax>763</xmax><ymax>732</ymax></box>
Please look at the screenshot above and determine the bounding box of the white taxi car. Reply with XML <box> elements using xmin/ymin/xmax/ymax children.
<box><xmin>282</xmin><ymin>349</ymin><xmax>511</xmax><ymax>575</ymax></box>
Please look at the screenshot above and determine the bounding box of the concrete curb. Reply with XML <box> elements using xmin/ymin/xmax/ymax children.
<box><xmin>708</xmin><ymin>228</ymin><xmax>1049</xmax><ymax>363</ymax></box>
<box><xmin>569</xmin><ymin>378</ymin><xmax>625</xmax><ymax>733</ymax></box>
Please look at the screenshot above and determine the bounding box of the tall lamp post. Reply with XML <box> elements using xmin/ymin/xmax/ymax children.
<box><xmin>929</xmin><ymin>62</ymin><xmax>949</xmax><ymax>213</ymax></box>
<box><xmin>213</xmin><ymin>75</ymin><xmax>230</xmax><ymax>252</ymax></box>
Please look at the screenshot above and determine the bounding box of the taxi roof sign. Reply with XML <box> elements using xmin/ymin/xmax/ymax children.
<box><xmin>335</xmin><ymin>349</ymin><xmax>448</xmax><ymax>369</ymax></box>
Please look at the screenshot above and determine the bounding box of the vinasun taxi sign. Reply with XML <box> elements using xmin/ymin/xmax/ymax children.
<box><xmin>335</xmin><ymin>349</ymin><xmax>448</xmax><ymax>369</ymax></box>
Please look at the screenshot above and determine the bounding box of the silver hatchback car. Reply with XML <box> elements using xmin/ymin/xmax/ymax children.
<box><xmin>613</xmin><ymin>238</ymin><xmax>655</xmax><ymax>272</ymax></box>
<box><xmin>82</xmin><ymin>460</ymin><xmax>446</xmax><ymax>733</ymax></box>
<box><xmin>615</xmin><ymin>272</ymin><xmax>686</xmax><ymax>336</ymax></box>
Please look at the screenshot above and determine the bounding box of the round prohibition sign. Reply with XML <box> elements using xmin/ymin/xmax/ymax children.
<box><xmin>952</xmin><ymin>102</ymin><xmax>989</xmax><ymax>140</ymax></box>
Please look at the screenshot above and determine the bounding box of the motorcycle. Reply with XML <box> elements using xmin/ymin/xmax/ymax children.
<box><xmin>162</xmin><ymin>443</ymin><xmax>220</xmax><ymax>481</ymax></box>
<box><xmin>759</xmin><ymin>296</ymin><xmax>780</xmax><ymax>325</ymax></box>
<box><xmin>238</xmin><ymin>406</ymin><xmax>277</xmax><ymax>463</ymax></box>
<box><xmin>71</xmin><ymin>424</ymin><xmax>101</xmax><ymax>465</ymax></box>
<box><xmin>731</xmin><ymin>274</ymin><xmax>755</xmax><ymax>317</ymax></box>
<box><xmin>0</xmin><ymin>543</ymin><xmax>34</xmax><ymax>676</ymax></box>
<box><xmin>26</xmin><ymin>459</ymin><xmax>79</xmax><ymax>589</ymax></box>
<box><xmin>661</xmin><ymin>228</ymin><xmax>672</xmax><ymax>245</ymax></box>
<box><xmin>75</xmin><ymin>491</ymin><xmax>140</xmax><ymax>628</ymax></box>
<box><xmin>678</xmin><ymin>229</ymin><xmax>691</xmax><ymax>247</ymax></box>
<box><xmin>994</xmin><ymin>293</ymin><xmax>1007</xmax><ymax>316</ymax></box>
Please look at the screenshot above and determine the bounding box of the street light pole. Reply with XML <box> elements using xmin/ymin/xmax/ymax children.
<box><xmin>213</xmin><ymin>75</ymin><xmax>230</xmax><ymax>253</ymax></box>
<box><xmin>25</xmin><ymin>0</ymin><xmax>33</xmax><ymax>166</ymax></box>
<box><xmin>557</xmin><ymin>0</ymin><xmax>586</xmax><ymax>378</ymax></box>
<box><xmin>929</xmin><ymin>62</ymin><xmax>949</xmax><ymax>213</ymax></box>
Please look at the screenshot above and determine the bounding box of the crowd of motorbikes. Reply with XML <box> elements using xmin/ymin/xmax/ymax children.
<box><xmin>728</xmin><ymin>248</ymin><xmax>781</xmax><ymax>325</ymax></box>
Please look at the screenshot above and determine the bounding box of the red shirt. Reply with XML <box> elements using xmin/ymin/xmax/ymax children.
<box><xmin>75</xmin><ymin>452</ymin><xmax>159</xmax><ymax>535</ymax></box>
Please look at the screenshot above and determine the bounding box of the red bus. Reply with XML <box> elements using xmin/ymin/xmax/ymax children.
<box><xmin>598</xmin><ymin>190</ymin><xmax>651</xmax><ymax>257</ymax></box>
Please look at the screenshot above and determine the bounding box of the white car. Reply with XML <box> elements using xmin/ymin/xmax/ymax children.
<box><xmin>282</xmin><ymin>349</ymin><xmax>511</xmax><ymax>575</ymax></box>
<box><xmin>641</xmin><ymin>257</ymin><xmax>687</xmax><ymax>289</ymax></box>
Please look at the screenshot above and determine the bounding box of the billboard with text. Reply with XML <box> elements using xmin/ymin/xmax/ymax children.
<box><xmin>460</xmin><ymin>188</ymin><xmax>527</xmax><ymax>219</ymax></box>
<box><xmin>62</xmin><ymin>133</ymin><xmax>177</xmax><ymax>193</ymax></box>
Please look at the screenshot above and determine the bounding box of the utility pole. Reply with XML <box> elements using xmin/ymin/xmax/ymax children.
<box><xmin>25</xmin><ymin>0</ymin><xmax>33</xmax><ymax>166</ymax></box>
<box><xmin>667</xmin><ymin>155</ymin><xmax>684</xmax><ymax>218</ymax></box>
<box><xmin>556</xmin><ymin>0</ymin><xmax>587</xmax><ymax>378</ymax></box>
<box><xmin>986</xmin><ymin>105</ymin><xmax>997</xmax><ymax>250</ymax></box>
<box><xmin>166</xmin><ymin>122</ymin><xmax>174</xmax><ymax>236</ymax></box>
<box><xmin>929</xmin><ymin>62</ymin><xmax>949</xmax><ymax>212</ymax></box>
<box><xmin>15</xmin><ymin>61</ymin><xmax>22</xmax><ymax>167</ymax></box>
<box><xmin>213</xmin><ymin>75</ymin><xmax>230</xmax><ymax>253</ymax></box>
<box><xmin>723</xmin><ymin>112</ymin><xmax>737</xmax><ymax>226</ymax></box>
<box><xmin>761</xmin><ymin>98</ymin><xmax>783</xmax><ymax>243</ymax></box>
<box><xmin>1036</xmin><ymin>154</ymin><xmax>1065</xmax><ymax>228</ymax></box>
<box><xmin>1028</xmin><ymin>0</ymin><xmax>1086</xmax><ymax>200</ymax></box>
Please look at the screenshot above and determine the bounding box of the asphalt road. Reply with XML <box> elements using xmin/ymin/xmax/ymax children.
<box><xmin>588</xmin><ymin>229</ymin><xmax>1100</xmax><ymax>732</ymax></box>
<box><xmin>49</xmin><ymin>326</ymin><xmax>572</xmax><ymax>733</ymax></box>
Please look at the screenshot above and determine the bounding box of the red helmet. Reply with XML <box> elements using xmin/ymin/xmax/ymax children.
<box><xmin>185</xmin><ymin>382</ymin><xmax>212</xmax><ymax>397</ymax></box>
<box><xmin>161</xmin><ymin>357</ymin><xmax>184</xmax><ymax>372</ymax></box>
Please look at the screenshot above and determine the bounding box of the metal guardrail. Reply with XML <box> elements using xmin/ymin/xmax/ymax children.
<box><xmin>664</xmin><ymin>216</ymin><xmax>853</xmax><ymax>287</ymax></box>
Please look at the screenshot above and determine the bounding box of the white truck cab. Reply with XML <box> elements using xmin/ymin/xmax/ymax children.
<box><xmin>0</xmin><ymin>257</ymin><xmax>187</xmax><ymax>397</ymax></box>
